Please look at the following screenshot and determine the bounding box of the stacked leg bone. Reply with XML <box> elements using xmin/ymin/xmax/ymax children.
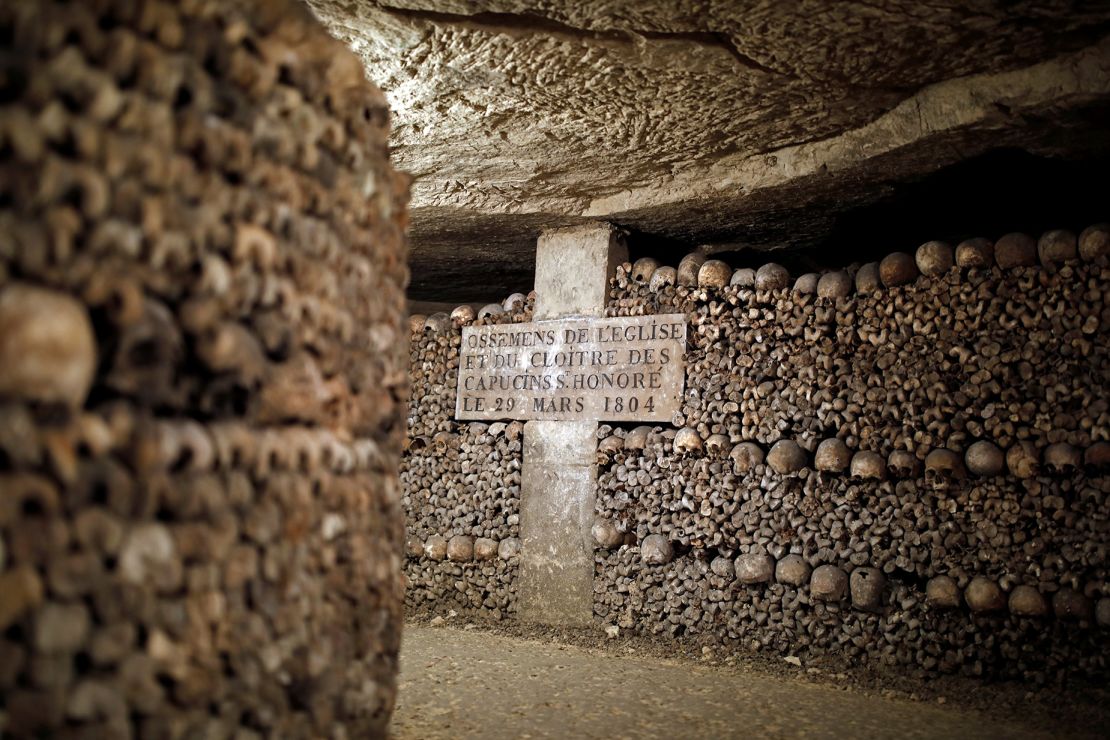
<box><xmin>401</xmin><ymin>294</ymin><xmax>533</xmax><ymax>618</ymax></box>
<box><xmin>598</xmin><ymin>232</ymin><xmax>1109</xmax><ymax>681</ymax></box>
<box><xmin>0</xmin><ymin>1</ymin><xmax>408</xmax><ymax>736</ymax></box>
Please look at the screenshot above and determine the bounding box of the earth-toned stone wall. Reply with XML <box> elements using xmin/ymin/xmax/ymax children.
<box><xmin>0</xmin><ymin>1</ymin><xmax>408</xmax><ymax>736</ymax></box>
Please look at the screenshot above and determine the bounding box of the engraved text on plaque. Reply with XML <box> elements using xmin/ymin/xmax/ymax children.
<box><xmin>456</xmin><ymin>314</ymin><xmax>687</xmax><ymax>421</ymax></box>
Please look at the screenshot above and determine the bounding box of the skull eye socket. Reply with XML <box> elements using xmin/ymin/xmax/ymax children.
<box><xmin>21</xmin><ymin>497</ymin><xmax>45</xmax><ymax>517</ymax></box>
<box><xmin>127</xmin><ymin>338</ymin><xmax>162</xmax><ymax>367</ymax></box>
<box><xmin>170</xmin><ymin>447</ymin><xmax>194</xmax><ymax>473</ymax></box>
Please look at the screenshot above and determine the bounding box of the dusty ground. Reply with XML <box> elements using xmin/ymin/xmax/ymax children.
<box><xmin>392</xmin><ymin>617</ymin><xmax>1108</xmax><ymax>739</ymax></box>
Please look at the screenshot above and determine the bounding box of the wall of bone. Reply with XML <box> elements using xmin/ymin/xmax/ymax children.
<box><xmin>405</xmin><ymin>227</ymin><xmax>1110</xmax><ymax>681</ymax></box>
<box><xmin>0</xmin><ymin>1</ymin><xmax>408</xmax><ymax>736</ymax></box>
<box><xmin>403</xmin><ymin>296</ymin><xmax>533</xmax><ymax>618</ymax></box>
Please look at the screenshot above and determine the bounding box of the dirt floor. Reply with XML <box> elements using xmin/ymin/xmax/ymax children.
<box><xmin>392</xmin><ymin>617</ymin><xmax>1108</xmax><ymax>739</ymax></box>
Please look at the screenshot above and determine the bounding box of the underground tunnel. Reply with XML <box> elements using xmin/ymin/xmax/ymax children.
<box><xmin>1</xmin><ymin>0</ymin><xmax>1109</xmax><ymax>738</ymax></box>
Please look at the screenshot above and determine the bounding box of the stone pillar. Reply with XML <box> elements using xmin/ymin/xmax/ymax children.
<box><xmin>518</xmin><ymin>223</ymin><xmax>627</xmax><ymax>625</ymax></box>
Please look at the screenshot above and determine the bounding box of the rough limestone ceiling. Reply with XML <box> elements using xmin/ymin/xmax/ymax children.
<box><xmin>308</xmin><ymin>1</ymin><xmax>1110</xmax><ymax>300</ymax></box>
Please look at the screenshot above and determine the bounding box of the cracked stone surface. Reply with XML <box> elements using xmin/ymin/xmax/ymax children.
<box><xmin>308</xmin><ymin>1</ymin><xmax>1110</xmax><ymax>301</ymax></box>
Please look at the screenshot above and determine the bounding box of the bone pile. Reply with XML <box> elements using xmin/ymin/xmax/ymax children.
<box><xmin>596</xmin><ymin>231</ymin><xmax>1109</xmax><ymax>681</ymax></box>
<box><xmin>403</xmin><ymin>293</ymin><xmax>534</xmax><ymax>617</ymax></box>
<box><xmin>0</xmin><ymin>0</ymin><xmax>408</xmax><ymax>736</ymax></box>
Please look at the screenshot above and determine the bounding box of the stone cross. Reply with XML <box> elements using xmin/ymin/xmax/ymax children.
<box><xmin>518</xmin><ymin>222</ymin><xmax>627</xmax><ymax>625</ymax></box>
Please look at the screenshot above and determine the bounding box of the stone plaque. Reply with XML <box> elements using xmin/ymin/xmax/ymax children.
<box><xmin>456</xmin><ymin>314</ymin><xmax>687</xmax><ymax>421</ymax></box>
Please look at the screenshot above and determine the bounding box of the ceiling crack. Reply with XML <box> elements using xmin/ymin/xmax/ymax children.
<box><xmin>369</xmin><ymin>2</ymin><xmax>800</xmax><ymax>79</ymax></box>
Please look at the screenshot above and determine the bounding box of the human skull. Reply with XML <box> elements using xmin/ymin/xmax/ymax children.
<box><xmin>924</xmin><ymin>448</ymin><xmax>965</xmax><ymax>488</ymax></box>
<box><xmin>631</xmin><ymin>257</ymin><xmax>660</xmax><ymax>282</ymax></box>
<box><xmin>423</xmin><ymin>312</ymin><xmax>451</xmax><ymax>332</ymax></box>
<box><xmin>424</xmin><ymin>535</ymin><xmax>447</xmax><ymax>561</ymax></box>
<box><xmin>598</xmin><ymin>434</ymin><xmax>624</xmax><ymax>454</ymax></box>
<box><xmin>477</xmin><ymin>303</ymin><xmax>505</xmax><ymax>320</ymax></box>
<box><xmin>673</xmin><ymin>427</ymin><xmax>703</xmax><ymax>454</ymax></box>
<box><xmin>965</xmin><ymin>576</ymin><xmax>1005</xmax><ymax>613</ymax></box>
<box><xmin>597</xmin><ymin>434</ymin><xmax>624</xmax><ymax>464</ymax></box>
<box><xmin>775</xmin><ymin>554</ymin><xmax>811</xmax><ymax>587</ymax></box>
<box><xmin>766</xmin><ymin>440</ymin><xmax>806</xmax><ymax>474</ymax></box>
<box><xmin>498</xmin><ymin>538</ymin><xmax>521</xmax><ymax>559</ymax></box>
<box><xmin>850</xmin><ymin>450</ymin><xmax>886</xmax><ymax>480</ymax></box>
<box><xmin>810</xmin><ymin>564</ymin><xmax>848</xmax><ymax>602</ymax></box>
<box><xmin>886</xmin><ymin>450</ymin><xmax>920</xmax><ymax>479</ymax></box>
<box><xmin>850</xmin><ymin>567</ymin><xmax>887</xmax><ymax>611</ymax></box>
<box><xmin>755</xmin><ymin>263</ymin><xmax>789</xmax><ymax>291</ymax></box>
<box><xmin>502</xmin><ymin>292</ymin><xmax>527</xmax><ymax>312</ymax></box>
<box><xmin>792</xmin><ymin>273</ymin><xmax>819</xmax><ymax>295</ymax></box>
<box><xmin>729</xmin><ymin>268</ymin><xmax>756</xmax><ymax>288</ymax></box>
<box><xmin>710</xmin><ymin>556</ymin><xmax>735</xmax><ymax>579</ymax></box>
<box><xmin>450</xmin><ymin>304</ymin><xmax>476</xmax><ymax>326</ymax></box>
<box><xmin>965</xmin><ymin>440</ymin><xmax>1004</xmax><ymax>477</ymax></box>
<box><xmin>404</xmin><ymin>535</ymin><xmax>424</xmax><ymax>558</ymax></box>
<box><xmin>1079</xmin><ymin>223</ymin><xmax>1110</xmax><ymax>261</ymax></box>
<box><xmin>880</xmin><ymin>252</ymin><xmax>918</xmax><ymax>287</ymax></box>
<box><xmin>925</xmin><ymin>575</ymin><xmax>960</xmax><ymax>609</ymax></box>
<box><xmin>105</xmin><ymin>298</ymin><xmax>183</xmax><ymax>407</ymax></box>
<box><xmin>915</xmin><ymin>240</ymin><xmax>953</xmax><ymax>276</ymax></box>
<box><xmin>0</xmin><ymin>283</ymin><xmax>98</xmax><ymax>408</ymax></box>
<box><xmin>730</xmin><ymin>442</ymin><xmax>765</xmax><ymax>474</ymax></box>
<box><xmin>1084</xmin><ymin>441</ymin><xmax>1110</xmax><ymax>473</ymax></box>
<box><xmin>704</xmin><ymin>433</ymin><xmax>731</xmax><ymax>458</ymax></box>
<box><xmin>994</xmin><ymin>233</ymin><xmax>1036</xmax><ymax>268</ymax></box>
<box><xmin>855</xmin><ymin>262</ymin><xmax>881</xmax><ymax>293</ymax></box>
<box><xmin>1008</xmin><ymin>585</ymin><xmax>1047</xmax><ymax>617</ymax></box>
<box><xmin>447</xmin><ymin>535</ymin><xmax>474</xmax><ymax>562</ymax></box>
<box><xmin>474</xmin><ymin>538</ymin><xmax>499</xmax><ymax>561</ymax></box>
<box><xmin>649</xmin><ymin>266</ymin><xmax>677</xmax><ymax>292</ymax></box>
<box><xmin>641</xmin><ymin>534</ymin><xmax>673</xmax><ymax>565</ymax></box>
<box><xmin>954</xmin><ymin>237</ymin><xmax>994</xmax><ymax>268</ymax></box>
<box><xmin>1043</xmin><ymin>442</ymin><xmax>1081</xmax><ymax>476</ymax></box>
<box><xmin>734</xmin><ymin>553</ymin><xmax>774</xmax><ymax>584</ymax></box>
<box><xmin>677</xmin><ymin>253</ymin><xmax>706</xmax><ymax>286</ymax></box>
<box><xmin>592</xmin><ymin>519</ymin><xmax>623</xmax><ymax>549</ymax></box>
<box><xmin>432</xmin><ymin>431</ymin><xmax>457</xmax><ymax>454</ymax></box>
<box><xmin>624</xmin><ymin>426</ymin><xmax>652</xmax><ymax>451</ymax></box>
<box><xmin>816</xmin><ymin>270</ymin><xmax>852</xmax><ymax>299</ymax></box>
<box><xmin>698</xmin><ymin>260</ymin><xmax>732</xmax><ymax>289</ymax></box>
<box><xmin>1036</xmin><ymin>229</ymin><xmax>1077</xmax><ymax>266</ymax></box>
<box><xmin>814</xmin><ymin>438</ymin><xmax>851</xmax><ymax>473</ymax></box>
<box><xmin>1053</xmin><ymin>588</ymin><xmax>1093</xmax><ymax>621</ymax></box>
